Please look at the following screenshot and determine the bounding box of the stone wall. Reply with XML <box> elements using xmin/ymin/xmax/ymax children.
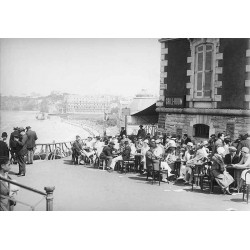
<box><xmin>158</xmin><ymin>112</ymin><xmax>250</xmax><ymax>141</ymax></box>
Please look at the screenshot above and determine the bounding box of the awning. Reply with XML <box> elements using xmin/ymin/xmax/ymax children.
<box><xmin>130</xmin><ymin>103</ymin><xmax>158</xmax><ymax>124</ymax></box>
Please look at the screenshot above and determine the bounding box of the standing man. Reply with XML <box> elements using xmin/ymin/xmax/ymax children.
<box><xmin>236</xmin><ymin>132</ymin><xmax>250</xmax><ymax>155</ymax></box>
<box><xmin>120</xmin><ymin>127</ymin><xmax>127</xmax><ymax>138</ymax></box>
<box><xmin>212</xmin><ymin>133</ymin><xmax>225</xmax><ymax>155</ymax></box>
<box><xmin>26</xmin><ymin>126</ymin><xmax>38</xmax><ymax>164</ymax></box>
<box><xmin>14</xmin><ymin>127</ymin><xmax>28</xmax><ymax>177</ymax></box>
<box><xmin>9</xmin><ymin>127</ymin><xmax>20</xmax><ymax>164</ymax></box>
<box><xmin>137</xmin><ymin>125</ymin><xmax>146</xmax><ymax>139</ymax></box>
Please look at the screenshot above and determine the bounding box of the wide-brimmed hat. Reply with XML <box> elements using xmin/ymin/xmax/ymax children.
<box><xmin>143</xmin><ymin>139</ymin><xmax>149</xmax><ymax>144</ymax></box>
<box><xmin>26</xmin><ymin>126</ymin><xmax>31</xmax><ymax>130</ymax></box>
<box><xmin>187</xmin><ymin>142</ymin><xmax>193</xmax><ymax>147</ymax></box>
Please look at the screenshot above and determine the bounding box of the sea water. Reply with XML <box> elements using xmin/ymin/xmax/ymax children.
<box><xmin>0</xmin><ymin>110</ymin><xmax>89</xmax><ymax>143</ymax></box>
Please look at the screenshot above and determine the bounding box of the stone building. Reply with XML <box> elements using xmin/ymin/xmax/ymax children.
<box><xmin>156</xmin><ymin>38</ymin><xmax>250</xmax><ymax>141</ymax></box>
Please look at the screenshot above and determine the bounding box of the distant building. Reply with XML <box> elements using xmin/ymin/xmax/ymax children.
<box><xmin>156</xmin><ymin>38</ymin><xmax>250</xmax><ymax>140</ymax></box>
<box><xmin>64</xmin><ymin>94</ymin><xmax>113</xmax><ymax>114</ymax></box>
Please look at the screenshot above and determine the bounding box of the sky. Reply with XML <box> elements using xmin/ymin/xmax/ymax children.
<box><xmin>0</xmin><ymin>38</ymin><xmax>160</xmax><ymax>97</ymax></box>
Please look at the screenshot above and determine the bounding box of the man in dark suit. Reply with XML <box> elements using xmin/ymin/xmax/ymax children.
<box><xmin>120</xmin><ymin>127</ymin><xmax>127</xmax><ymax>138</ymax></box>
<box><xmin>224</xmin><ymin>146</ymin><xmax>241</xmax><ymax>188</ymax></box>
<box><xmin>236</xmin><ymin>132</ymin><xmax>250</xmax><ymax>155</ymax></box>
<box><xmin>26</xmin><ymin>126</ymin><xmax>38</xmax><ymax>164</ymax></box>
<box><xmin>14</xmin><ymin>127</ymin><xmax>28</xmax><ymax>176</ymax></box>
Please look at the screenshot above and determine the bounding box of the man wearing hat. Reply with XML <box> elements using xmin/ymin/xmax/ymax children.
<box><xmin>224</xmin><ymin>146</ymin><xmax>241</xmax><ymax>188</ymax></box>
<box><xmin>137</xmin><ymin>125</ymin><xmax>146</xmax><ymax>139</ymax></box>
<box><xmin>120</xmin><ymin>127</ymin><xmax>127</xmax><ymax>138</ymax></box>
<box><xmin>9</xmin><ymin>127</ymin><xmax>20</xmax><ymax>164</ymax></box>
<box><xmin>109</xmin><ymin>138</ymin><xmax>131</xmax><ymax>171</ymax></box>
<box><xmin>14</xmin><ymin>127</ymin><xmax>28</xmax><ymax>176</ymax></box>
<box><xmin>99</xmin><ymin>141</ymin><xmax>115</xmax><ymax>169</ymax></box>
<box><xmin>26</xmin><ymin>126</ymin><xmax>38</xmax><ymax>164</ymax></box>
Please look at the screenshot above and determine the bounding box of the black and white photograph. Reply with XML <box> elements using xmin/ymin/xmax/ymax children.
<box><xmin>1</xmin><ymin>37</ymin><xmax>250</xmax><ymax>211</ymax></box>
<box><xmin>0</xmin><ymin>1</ymin><xmax>249</xmax><ymax>250</ymax></box>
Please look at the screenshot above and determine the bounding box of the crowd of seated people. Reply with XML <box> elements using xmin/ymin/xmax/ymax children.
<box><xmin>70</xmin><ymin>131</ymin><xmax>250</xmax><ymax>195</ymax></box>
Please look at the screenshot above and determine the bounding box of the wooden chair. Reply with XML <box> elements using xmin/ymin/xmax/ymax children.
<box><xmin>242</xmin><ymin>169</ymin><xmax>250</xmax><ymax>204</ymax></box>
<box><xmin>119</xmin><ymin>157</ymin><xmax>135</xmax><ymax>174</ymax></box>
<box><xmin>191</xmin><ymin>162</ymin><xmax>207</xmax><ymax>191</ymax></box>
<box><xmin>146</xmin><ymin>159</ymin><xmax>169</xmax><ymax>186</ymax></box>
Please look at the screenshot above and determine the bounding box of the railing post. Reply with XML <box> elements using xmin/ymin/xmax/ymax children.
<box><xmin>44</xmin><ymin>186</ymin><xmax>55</xmax><ymax>211</ymax></box>
<box><xmin>45</xmin><ymin>144</ymin><xmax>49</xmax><ymax>160</ymax></box>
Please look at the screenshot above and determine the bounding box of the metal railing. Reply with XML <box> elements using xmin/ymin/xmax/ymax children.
<box><xmin>0</xmin><ymin>176</ymin><xmax>55</xmax><ymax>211</ymax></box>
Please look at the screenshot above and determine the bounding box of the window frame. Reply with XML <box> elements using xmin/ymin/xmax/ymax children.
<box><xmin>194</xmin><ymin>43</ymin><xmax>214</xmax><ymax>99</ymax></box>
<box><xmin>188</xmin><ymin>38</ymin><xmax>219</xmax><ymax>103</ymax></box>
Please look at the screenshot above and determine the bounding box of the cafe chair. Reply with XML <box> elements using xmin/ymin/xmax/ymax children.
<box><xmin>173</xmin><ymin>160</ymin><xmax>181</xmax><ymax>179</ymax></box>
<box><xmin>119</xmin><ymin>157</ymin><xmax>135</xmax><ymax>174</ymax></box>
<box><xmin>191</xmin><ymin>162</ymin><xmax>207</xmax><ymax>191</ymax></box>
<box><xmin>242</xmin><ymin>169</ymin><xmax>250</xmax><ymax>204</ymax></box>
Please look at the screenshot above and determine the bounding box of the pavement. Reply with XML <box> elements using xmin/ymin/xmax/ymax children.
<box><xmin>8</xmin><ymin>157</ymin><xmax>250</xmax><ymax>211</ymax></box>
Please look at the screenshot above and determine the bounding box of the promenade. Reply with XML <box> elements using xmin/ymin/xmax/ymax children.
<box><xmin>8</xmin><ymin>158</ymin><xmax>250</xmax><ymax>211</ymax></box>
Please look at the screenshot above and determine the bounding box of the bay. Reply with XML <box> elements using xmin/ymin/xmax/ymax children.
<box><xmin>0</xmin><ymin>110</ymin><xmax>90</xmax><ymax>143</ymax></box>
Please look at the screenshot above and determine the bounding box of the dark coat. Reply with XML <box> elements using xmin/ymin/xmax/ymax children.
<box><xmin>237</xmin><ymin>138</ymin><xmax>250</xmax><ymax>155</ymax></box>
<box><xmin>137</xmin><ymin>128</ymin><xmax>146</xmax><ymax>139</ymax></box>
<box><xmin>9</xmin><ymin>130</ymin><xmax>20</xmax><ymax>151</ymax></box>
<box><xmin>26</xmin><ymin>130</ymin><xmax>38</xmax><ymax>149</ymax></box>
<box><xmin>16</xmin><ymin>134</ymin><xmax>28</xmax><ymax>156</ymax></box>
<box><xmin>0</xmin><ymin>141</ymin><xmax>9</xmax><ymax>159</ymax></box>
<box><xmin>72</xmin><ymin>140</ymin><xmax>83</xmax><ymax>155</ymax></box>
<box><xmin>121</xmin><ymin>145</ymin><xmax>131</xmax><ymax>160</ymax></box>
<box><xmin>224</xmin><ymin>153</ymin><xmax>240</xmax><ymax>165</ymax></box>
<box><xmin>120</xmin><ymin>129</ymin><xmax>127</xmax><ymax>137</ymax></box>
<box><xmin>100</xmin><ymin>145</ymin><xmax>113</xmax><ymax>159</ymax></box>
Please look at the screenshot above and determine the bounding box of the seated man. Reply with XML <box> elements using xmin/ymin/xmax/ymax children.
<box><xmin>109</xmin><ymin>139</ymin><xmax>131</xmax><ymax>171</ymax></box>
<box><xmin>224</xmin><ymin>146</ymin><xmax>240</xmax><ymax>188</ymax></box>
<box><xmin>71</xmin><ymin>135</ymin><xmax>83</xmax><ymax>165</ymax></box>
<box><xmin>99</xmin><ymin>141</ymin><xmax>115</xmax><ymax>169</ymax></box>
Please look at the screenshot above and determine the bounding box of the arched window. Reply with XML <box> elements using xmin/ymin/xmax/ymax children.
<box><xmin>193</xmin><ymin>124</ymin><xmax>209</xmax><ymax>138</ymax></box>
<box><xmin>194</xmin><ymin>43</ymin><xmax>214</xmax><ymax>98</ymax></box>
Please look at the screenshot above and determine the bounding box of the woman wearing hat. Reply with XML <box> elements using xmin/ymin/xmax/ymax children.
<box><xmin>211</xmin><ymin>147</ymin><xmax>234</xmax><ymax>195</ymax></box>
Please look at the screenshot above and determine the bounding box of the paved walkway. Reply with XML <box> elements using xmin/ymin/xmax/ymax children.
<box><xmin>8</xmin><ymin>158</ymin><xmax>250</xmax><ymax>211</ymax></box>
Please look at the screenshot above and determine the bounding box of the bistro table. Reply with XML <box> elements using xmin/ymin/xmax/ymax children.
<box><xmin>225</xmin><ymin>165</ymin><xmax>247</xmax><ymax>191</ymax></box>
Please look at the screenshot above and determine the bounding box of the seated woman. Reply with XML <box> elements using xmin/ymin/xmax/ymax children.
<box><xmin>211</xmin><ymin>147</ymin><xmax>234</xmax><ymax>195</ymax></box>
<box><xmin>184</xmin><ymin>142</ymin><xmax>196</xmax><ymax>184</ymax></box>
<box><xmin>0</xmin><ymin>157</ymin><xmax>19</xmax><ymax>211</ymax></box>
<box><xmin>231</xmin><ymin>147</ymin><xmax>250</xmax><ymax>191</ymax></box>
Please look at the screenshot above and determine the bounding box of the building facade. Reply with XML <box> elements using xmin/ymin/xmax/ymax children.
<box><xmin>64</xmin><ymin>94</ymin><xmax>115</xmax><ymax>114</ymax></box>
<box><xmin>156</xmin><ymin>38</ymin><xmax>250</xmax><ymax>140</ymax></box>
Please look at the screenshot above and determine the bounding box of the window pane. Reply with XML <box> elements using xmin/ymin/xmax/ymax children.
<box><xmin>197</xmin><ymin>52</ymin><xmax>203</xmax><ymax>71</ymax></box>
<box><xmin>197</xmin><ymin>92</ymin><xmax>202</xmax><ymax>96</ymax></box>
<box><xmin>197</xmin><ymin>45</ymin><xmax>203</xmax><ymax>52</ymax></box>
<box><xmin>197</xmin><ymin>72</ymin><xmax>202</xmax><ymax>91</ymax></box>
<box><xmin>204</xmin><ymin>71</ymin><xmax>212</xmax><ymax>97</ymax></box>
<box><xmin>205</xmin><ymin>51</ymin><xmax>212</xmax><ymax>70</ymax></box>
<box><xmin>206</xmin><ymin>44</ymin><xmax>212</xmax><ymax>51</ymax></box>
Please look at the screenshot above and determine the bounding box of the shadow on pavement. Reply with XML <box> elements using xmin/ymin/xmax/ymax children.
<box><xmin>184</xmin><ymin>188</ymin><xmax>224</xmax><ymax>195</ymax></box>
<box><xmin>128</xmin><ymin>176</ymin><xmax>147</xmax><ymax>182</ymax></box>
<box><xmin>63</xmin><ymin>159</ymin><xmax>73</xmax><ymax>165</ymax></box>
<box><xmin>230</xmin><ymin>198</ymin><xmax>245</xmax><ymax>203</ymax></box>
<box><xmin>8</xmin><ymin>170</ymin><xmax>18</xmax><ymax>176</ymax></box>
